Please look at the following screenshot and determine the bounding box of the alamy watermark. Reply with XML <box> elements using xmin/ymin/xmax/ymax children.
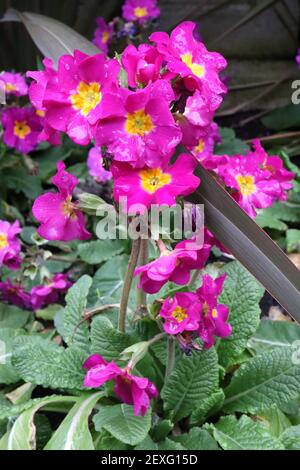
<box><xmin>291</xmin><ymin>80</ymin><xmax>300</xmax><ymax>104</ymax></box>
<box><xmin>95</xmin><ymin>199</ymin><xmax>205</xmax><ymax>248</ymax></box>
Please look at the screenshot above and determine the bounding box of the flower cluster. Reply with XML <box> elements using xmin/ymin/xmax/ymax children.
<box><xmin>0</xmin><ymin>273</ymin><xmax>71</xmax><ymax>311</ymax></box>
<box><xmin>217</xmin><ymin>139</ymin><xmax>294</xmax><ymax>218</ymax></box>
<box><xmin>160</xmin><ymin>274</ymin><xmax>231</xmax><ymax>350</ymax></box>
<box><xmin>83</xmin><ymin>354</ymin><xmax>158</xmax><ymax>416</ymax></box>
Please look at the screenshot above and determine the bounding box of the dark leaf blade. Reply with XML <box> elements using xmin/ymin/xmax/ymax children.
<box><xmin>189</xmin><ymin>165</ymin><xmax>300</xmax><ymax>322</ymax></box>
<box><xmin>0</xmin><ymin>9</ymin><xmax>99</xmax><ymax>65</ymax></box>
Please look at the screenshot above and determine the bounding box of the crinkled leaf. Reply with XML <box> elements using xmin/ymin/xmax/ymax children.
<box><xmin>281</xmin><ymin>425</ymin><xmax>300</xmax><ymax>450</ymax></box>
<box><xmin>78</xmin><ymin>240</ymin><xmax>124</xmax><ymax>265</ymax></box>
<box><xmin>248</xmin><ymin>319</ymin><xmax>300</xmax><ymax>353</ymax></box>
<box><xmin>171</xmin><ymin>427</ymin><xmax>219</xmax><ymax>450</ymax></box>
<box><xmin>0</xmin><ymin>328</ymin><xmax>25</xmax><ymax>384</ymax></box>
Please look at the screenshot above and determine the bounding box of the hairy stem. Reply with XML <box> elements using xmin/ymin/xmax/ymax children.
<box><xmin>136</xmin><ymin>239</ymin><xmax>149</xmax><ymax>311</ymax></box>
<box><xmin>118</xmin><ymin>238</ymin><xmax>141</xmax><ymax>333</ymax></box>
<box><xmin>165</xmin><ymin>336</ymin><xmax>176</xmax><ymax>381</ymax></box>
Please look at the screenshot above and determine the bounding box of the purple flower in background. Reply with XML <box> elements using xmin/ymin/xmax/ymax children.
<box><xmin>30</xmin><ymin>273</ymin><xmax>72</xmax><ymax>310</ymax></box>
<box><xmin>1</xmin><ymin>106</ymin><xmax>43</xmax><ymax>153</ymax></box>
<box><xmin>0</xmin><ymin>279</ymin><xmax>31</xmax><ymax>309</ymax></box>
<box><xmin>87</xmin><ymin>147</ymin><xmax>112</xmax><ymax>183</ymax></box>
<box><xmin>296</xmin><ymin>49</ymin><xmax>300</xmax><ymax>68</ymax></box>
<box><xmin>122</xmin><ymin>0</ymin><xmax>160</xmax><ymax>24</ymax></box>
<box><xmin>0</xmin><ymin>220</ymin><xmax>22</xmax><ymax>270</ymax></box>
<box><xmin>93</xmin><ymin>17</ymin><xmax>113</xmax><ymax>54</ymax></box>
<box><xmin>0</xmin><ymin>71</ymin><xmax>28</xmax><ymax>97</ymax></box>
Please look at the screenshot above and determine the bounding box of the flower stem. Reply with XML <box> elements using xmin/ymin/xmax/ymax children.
<box><xmin>136</xmin><ymin>239</ymin><xmax>149</xmax><ymax>312</ymax></box>
<box><xmin>118</xmin><ymin>238</ymin><xmax>141</xmax><ymax>333</ymax></box>
<box><xmin>165</xmin><ymin>336</ymin><xmax>176</xmax><ymax>381</ymax></box>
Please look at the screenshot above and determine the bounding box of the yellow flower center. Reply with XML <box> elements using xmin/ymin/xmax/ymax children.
<box><xmin>172</xmin><ymin>306</ymin><xmax>188</xmax><ymax>323</ymax></box>
<box><xmin>211</xmin><ymin>308</ymin><xmax>218</xmax><ymax>319</ymax></box>
<box><xmin>61</xmin><ymin>196</ymin><xmax>78</xmax><ymax>220</ymax></box>
<box><xmin>13</xmin><ymin>121</ymin><xmax>31</xmax><ymax>139</ymax></box>
<box><xmin>102</xmin><ymin>31</ymin><xmax>110</xmax><ymax>43</ymax></box>
<box><xmin>180</xmin><ymin>53</ymin><xmax>205</xmax><ymax>78</ymax></box>
<box><xmin>134</xmin><ymin>6</ymin><xmax>148</xmax><ymax>18</ymax></box>
<box><xmin>5</xmin><ymin>82</ymin><xmax>18</xmax><ymax>92</ymax></box>
<box><xmin>0</xmin><ymin>232</ymin><xmax>8</xmax><ymax>250</ymax></box>
<box><xmin>70</xmin><ymin>82</ymin><xmax>102</xmax><ymax>116</ymax></box>
<box><xmin>236</xmin><ymin>175</ymin><xmax>256</xmax><ymax>197</ymax></box>
<box><xmin>36</xmin><ymin>109</ymin><xmax>45</xmax><ymax>117</ymax></box>
<box><xmin>194</xmin><ymin>139</ymin><xmax>205</xmax><ymax>154</ymax></box>
<box><xmin>125</xmin><ymin>109</ymin><xmax>154</xmax><ymax>136</ymax></box>
<box><xmin>139</xmin><ymin>168</ymin><xmax>171</xmax><ymax>194</ymax></box>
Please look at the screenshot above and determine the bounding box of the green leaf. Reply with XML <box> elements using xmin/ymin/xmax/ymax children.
<box><xmin>4</xmin><ymin>167</ymin><xmax>42</xmax><ymax>199</ymax></box>
<box><xmin>93</xmin><ymin>404</ymin><xmax>151</xmax><ymax>446</ymax></box>
<box><xmin>190</xmin><ymin>389</ymin><xmax>225</xmax><ymax>425</ymax></box>
<box><xmin>224</xmin><ymin>348</ymin><xmax>300</xmax><ymax>414</ymax></box>
<box><xmin>217</xmin><ymin>261</ymin><xmax>264</xmax><ymax>367</ymax></box>
<box><xmin>90</xmin><ymin>316</ymin><xmax>133</xmax><ymax>364</ymax></box>
<box><xmin>211</xmin><ymin>415</ymin><xmax>284</xmax><ymax>450</ymax></box>
<box><xmin>0</xmin><ymin>328</ymin><xmax>25</xmax><ymax>384</ymax></box>
<box><xmin>248</xmin><ymin>319</ymin><xmax>300</xmax><ymax>353</ymax></box>
<box><xmin>172</xmin><ymin>428</ymin><xmax>219</xmax><ymax>450</ymax></box>
<box><xmin>88</xmin><ymin>256</ymin><xmax>128</xmax><ymax>305</ymax></box>
<box><xmin>287</xmin><ymin>229</ymin><xmax>300</xmax><ymax>253</ymax></box>
<box><xmin>95</xmin><ymin>430</ymin><xmax>130</xmax><ymax>450</ymax></box>
<box><xmin>259</xmin><ymin>407</ymin><xmax>291</xmax><ymax>437</ymax></box>
<box><xmin>12</xmin><ymin>336</ymin><xmax>85</xmax><ymax>390</ymax></box>
<box><xmin>45</xmin><ymin>392</ymin><xmax>104</xmax><ymax>450</ymax></box>
<box><xmin>0</xmin><ymin>303</ymin><xmax>30</xmax><ymax>328</ymax></box>
<box><xmin>63</xmin><ymin>275</ymin><xmax>92</xmax><ymax>352</ymax></box>
<box><xmin>262</xmin><ymin>104</ymin><xmax>300</xmax><ymax>131</ymax></box>
<box><xmin>1</xmin><ymin>9</ymin><xmax>99</xmax><ymax>67</ymax></box>
<box><xmin>281</xmin><ymin>425</ymin><xmax>300</xmax><ymax>450</ymax></box>
<box><xmin>256</xmin><ymin>202</ymin><xmax>300</xmax><ymax>232</ymax></box>
<box><xmin>6</xmin><ymin>395</ymin><xmax>77</xmax><ymax>450</ymax></box>
<box><xmin>215</xmin><ymin>127</ymin><xmax>249</xmax><ymax>155</ymax></box>
<box><xmin>161</xmin><ymin>348</ymin><xmax>219</xmax><ymax>422</ymax></box>
<box><xmin>78</xmin><ymin>240</ymin><xmax>124</xmax><ymax>265</ymax></box>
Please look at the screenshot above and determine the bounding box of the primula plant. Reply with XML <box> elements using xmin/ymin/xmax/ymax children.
<box><xmin>0</xmin><ymin>0</ymin><xmax>300</xmax><ymax>452</ymax></box>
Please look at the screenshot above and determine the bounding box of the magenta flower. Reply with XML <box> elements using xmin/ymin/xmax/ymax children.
<box><xmin>160</xmin><ymin>292</ymin><xmax>201</xmax><ymax>335</ymax></box>
<box><xmin>83</xmin><ymin>354</ymin><xmax>158</xmax><ymax>416</ymax></box>
<box><xmin>150</xmin><ymin>22</ymin><xmax>227</xmax><ymax>99</ymax></box>
<box><xmin>0</xmin><ymin>72</ymin><xmax>28</xmax><ymax>97</ymax></box>
<box><xmin>0</xmin><ymin>279</ymin><xmax>31</xmax><ymax>309</ymax></box>
<box><xmin>296</xmin><ymin>49</ymin><xmax>300</xmax><ymax>69</ymax></box>
<box><xmin>188</xmin><ymin>123</ymin><xmax>225</xmax><ymax>170</ymax></box>
<box><xmin>252</xmin><ymin>139</ymin><xmax>294</xmax><ymax>201</ymax></box>
<box><xmin>28</xmin><ymin>51</ymin><xmax>120</xmax><ymax>145</ymax></box>
<box><xmin>196</xmin><ymin>274</ymin><xmax>232</xmax><ymax>349</ymax></box>
<box><xmin>93</xmin><ymin>17</ymin><xmax>113</xmax><ymax>54</ymax></box>
<box><xmin>87</xmin><ymin>147</ymin><xmax>112</xmax><ymax>183</ymax></box>
<box><xmin>95</xmin><ymin>80</ymin><xmax>182</xmax><ymax>168</ymax></box>
<box><xmin>30</xmin><ymin>273</ymin><xmax>72</xmax><ymax>310</ymax></box>
<box><xmin>134</xmin><ymin>238</ymin><xmax>211</xmax><ymax>294</ymax></box>
<box><xmin>122</xmin><ymin>44</ymin><xmax>164</xmax><ymax>88</ymax></box>
<box><xmin>27</xmin><ymin>58</ymin><xmax>61</xmax><ymax>146</ymax></box>
<box><xmin>122</xmin><ymin>0</ymin><xmax>160</xmax><ymax>24</ymax></box>
<box><xmin>218</xmin><ymin>141</ymin><xmax>294</xmax><ymax>218</ymax></box>
<box><xmin>1</xmin><ymin>107</ymin><xmax>43</xmax><ymax>153</ymax></box>
<box><xmin>111</xmin><ymin>153</ymin><xmax>200</xmax><ymax>214</ymax></box>
<box><xmin>0</xmin><ymin>220</ymin><xmax>22</xmax><ymax>270</ymax></box>
<box><xmin>32</xmin><ymin>161</ymin><xmax>91</xmax><ymax>241</ymax></box>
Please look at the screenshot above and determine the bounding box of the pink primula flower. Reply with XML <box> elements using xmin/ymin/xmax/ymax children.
<box><xmin>32</xmin><ymin>161</ymin><xmax>91</xmax><ymax>241</ymax></box>
<box><xmin>122</xmin><ymin>0</ymin><xmax>160</xmax><ymax>24</ymax></box>
<box><xmin>150</xmin><ymin>21</ymin><xmax>227</xmax><ymax>99</ymax></box>
<box><xmin>93</xmin><ymin>17</ymin><xmax>113</xmax><ymax>54</ymax></box>
<box><xmin>95</xmin><ymin>80</ymin><xmax>182</xmax><ymax>168</ymax></box>
<box><xmin>160</xmin><ymin>292</ymin><xmax>201</xmax><ymax>335</ymax></box>
<box><xmin>197</xmin><ymin>274</ymin><xmax>232</xmax><ymax>349</ymax></box>
<box><xmin>188</xmin><ymin>123</ymin><xmax>226</xmax><ymax>170</ymax></box>
<box><xmin>0</xmin><ymin>279</ymin><xmax>31</xmax><ymax>309</ymax></box>
<box><xmin>0</xmin><ymin>220</ymin><xmax>22</xmax><ymax>270</ymax></box>
<box><xmin>28</xmin><ymin>51</ymin><xmax>120</xmax><ymax>145</ymax></box>
<box><xmin>0</xmin><ymin>71</ymin><xmax>28</xmax><ymax>97</ymax></box>
<box><xmin>111</xmin><ymin>153</ymin><xmax>200</xmax><ymax>213</ymax></box>
<box><xmin>30</xmin><ymin>273</ymin><xmax>72</xmax><ymax>310</ymax></box>
<box><xmin>218</xmin><ymin>141</ymin><xmax>294</xmax><ymax>218</ymax></box>
<box><xmin>83</xmin><ymin>354</ymin><xmax>158</xmax><ymax>416</ymax></box>
<box><xmin>134</xmin><ymin>238</ymin><xmax>211</xmax><ymax>294</ymax></box>
<box><xmin>122</xmin><ymin>43</ymin><xmax>164</xmax><ymax>88</ymax></box>
<box><xmin>1</xmin><ymin>106</ymin><xmax>43</xmax><ymax>153</ymax></box>
<box><xmin>87</xmin><ymin>147</ymin><xmax>112</xmax><ymax>183</ymax></box>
